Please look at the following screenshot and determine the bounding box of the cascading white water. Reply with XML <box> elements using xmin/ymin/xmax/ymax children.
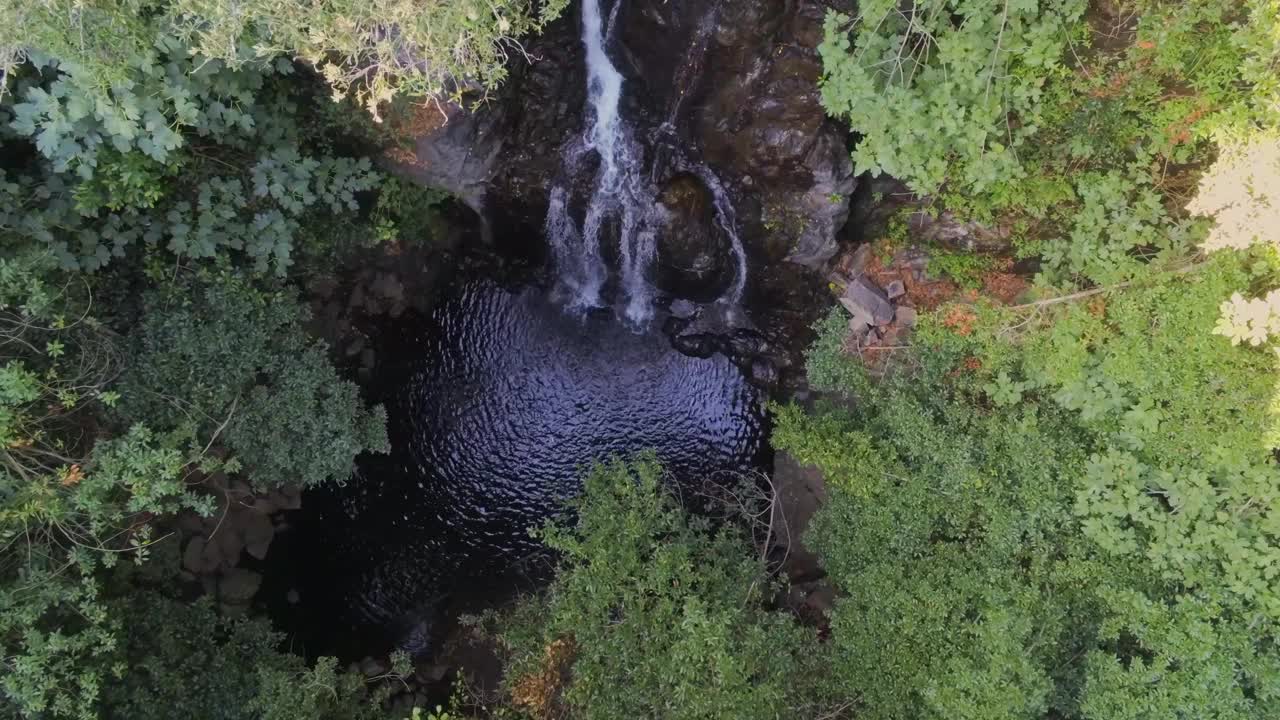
<box><xmin>695</xmin><ymin>167</ymin><xmax>749</xmax><ymax>306</ymax></box>
<box><xmin>545</xmin><ymin>0</ymin><xmax>748</xmax><ymax>325</ymax></box>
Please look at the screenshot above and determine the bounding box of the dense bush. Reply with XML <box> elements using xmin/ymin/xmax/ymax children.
<box><xmin>492</xmin><ymin>458</ymin><xmax>829</xmax><ymax>720</ymax></box>
<box><xmin>775</xmin><ymin>245</ymin><xmax>1280</xmax><ymax>718</ymax></box>
<box><xmin>104</xmin><ymin>595</ymin><xmax>384</xmax><ymax>720</ymax></box>
<box><xmin>818</xmin><ymin>0</ymin><xmax>1086</xmax><ymax>196</ymax></box>
<box><xmin>0</xmin><ymin>0</ymin><xmax>570</xmax><ymax>115</ymax></box>
<box><xmin>0</xmin><ymin>14</ymin><xmax>405</xmax><ymax>719</ymax></box>
<box><xmin>119</xmin><ymin>274</ymin><xmax>387</xmax><ymax>490</ymax></box>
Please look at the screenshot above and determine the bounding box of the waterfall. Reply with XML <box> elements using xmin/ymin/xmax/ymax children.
<box><xmin>695</xmin><ymin>167</ymin><xmax>749</xmax><ymax>307</ymax></box>
<box><xmin>545</xmin><ymin>0</ymin><xmax>748</xmax><ymax>326</ymax></box>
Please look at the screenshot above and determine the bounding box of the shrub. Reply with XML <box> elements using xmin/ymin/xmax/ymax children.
<box><xmin>120</xmin><ymin>274</ymin><xmax>387</xmax><ymax>490</ymax></box>
<box><xmin>493</xmin><ymin>457</ymin><xmax>828</xmax><ymax>720</ymax></box>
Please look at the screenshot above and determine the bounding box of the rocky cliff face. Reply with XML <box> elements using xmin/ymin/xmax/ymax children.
<box><xmin>618</xmin><ymin>0</ymin><xmax>856</xmax><ymax>270</ymax></box>
<box><xmin>391</xmin><ymin>0</ymin><xmax>858</xmax><ymax>388</ymax></box>
<box><xmin>487</xmin><ymin>0</ymin><xmax>856</xmax><ymax>269</ymax></box>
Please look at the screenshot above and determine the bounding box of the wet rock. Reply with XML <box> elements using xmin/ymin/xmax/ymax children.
<box><xmin>669</xmin><ymin>298</ymin><xmax>699</xmax><ymax>320</ymax></box>
<box><xmin>359</xmin><ymin>656</ymin><xmax>390</xmax><ymax>678</ymax></box>
<box><xmin>389</xmin><ymin>696</ymin><xmax>415</xmax><ymax>717</ymax></box>
<box><xmin>384</xmin><ymin>102</ymin><xmax>506</xmax><ymax>219</ymax></box>
<box><xmin>843</xmin><ymin>277</ymin><xmax>894</xmax><ymax>326</ymax></box>
<box><xmin>479</xmin><ymin>11</ymin><xmax>589</xmax><ymax>231</ymax></box>
<box><xmin>219</xmin><ymin>602</ymin><xmax>247</xmax><ymax>618</ymax></box>
<box><xmin>371</xmin><ymin>273</ymin><xmax>405</xmax><ymax>304</ymax></box>
<box><xmin>655</xmin><ymin>173</ymin><xmax>733</xmax><ymax>300</ymax></box>
<box><xmin>344</xmin><ymin>336</ymin><xmax>366</xmax><ymax>358</ymax></box>
<box><xmin>211</xmin><ymin>526</ymin><xmax>245</xmax><ymax>567</ymax></box>
<box><xmin>748</xmin><ymin>359</ymin><xmax>779</xmax><ymax>387</ymax></box>
<box><xmin>770</xmin><ymin>452</ymin><xmax>829</xmax><ymax>582</ymax></box>
<box><xmin>218</xmin><ymin>568</ymin><xmax>261</xmax><ymax>604</ymax></box>
<box><xmin>671</xmin><ymin>332</ymin><xmax>720</xmax><ymax>359</ymax></box>
<box><xmin>177</xmin><ymin>512</ymin><xmax>206</xmax><ymax>534</ymax></box>
<box><xmin>480</xmin><ymin>0</ymin><xmax>856</xmax><ymax>304</ymax></box>
<box><xmin>241</xmin><ymin>511</ymin><xmax>275</xmax><ymax>561</ymax></box>
<box><xmin>415</xmin><ymin>665</ymin><xmax>449</xmax><ymax>684</ymax></box>
<box><xmin>183</xmin><ymin>537</ymin><xmax>217</xmax><ymax>574</ymax></box>
<box><xmin>309</xmin><ymin>276</ymin><xmax>339</xmax><ymax>300</ymax></box>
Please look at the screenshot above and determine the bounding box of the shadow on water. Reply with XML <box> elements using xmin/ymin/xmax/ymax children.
<box><xmin>269</xmin><ymin>279</ymin><xmax>769</xmax><ymax>658</ymax></box>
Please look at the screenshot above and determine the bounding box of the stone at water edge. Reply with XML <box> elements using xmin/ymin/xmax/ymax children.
<box><xmin>242</xmin><ymin>511</ymin><xmax>275</xmax><ymax>561</ymax></box>
<box><xmin>183</xmin><ymin>536</ymin><xmax>218</xmax><ymax>574</ymax></box>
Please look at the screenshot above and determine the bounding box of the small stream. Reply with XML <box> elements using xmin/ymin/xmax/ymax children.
<box><xmin>284</xmin><ymin>280</ymin><xmax>768</xmax><ymax>655</ymax></box>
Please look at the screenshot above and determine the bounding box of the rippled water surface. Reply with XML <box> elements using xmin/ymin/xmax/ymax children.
<box><xmin>292</xmin><ymin>281</ymin><xmax>766</xmax><ymax>653</ymax></box>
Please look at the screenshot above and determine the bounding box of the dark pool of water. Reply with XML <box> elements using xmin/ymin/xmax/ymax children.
<box><xmin>280</xmin><ymin>281</ymin><xmax>767</xmax><ymax>656</ymax></box>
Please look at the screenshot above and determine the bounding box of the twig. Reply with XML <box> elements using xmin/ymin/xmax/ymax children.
<box><xmin>1006</xmin><ymin>260</ymin><xmax>1205</xmax><ymax>311</ymax></box>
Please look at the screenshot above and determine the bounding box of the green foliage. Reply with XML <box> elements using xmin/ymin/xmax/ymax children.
<box><xmin>2</xmin><ymin>420</ymin><xmax>216</xmax><ymax>719</ymax></box>
<box><xmin>1</xmin><ymin>36</ymin><xmax>391</xmax><ymax>275</ymax></box>
<box><xmin>372</xmin><ymin>177</ymin><xmax>452</xmax><ymax>247</ymax></box>
<box><xmin>818</xmin><ymin>0</ymin><xmax>1085</xmax><ymax>195</ymax></box>
<box><xmin>776</xmin><ymin>386</ymin><xmax>1095</xmax><ymax>720</ymax></box>
<box><xmin>821</xmin><ymin>0</ymin><xmax>1279</xmax><ymax>295</ymax></box>
<box><xmin>0</xmin><ymin>5</ymin><xmax>502</xmax><ymax>720</ymax></box>
<box><xmin>494</xmin><ymin>457</ymin><xmax>826</xmax><ymax>720</ymax></box>
<box><xmin>0</xmin><ymin>0</ymin><xmax>571</xmax><ymax>115</ymax></box>
<box><xmin>780</xmin><ymin>245</ymin><xmax>1280</xmax><ymax>718</ymax></box>
<box><xmin>928</xmin><ymin>250</ymin><xmax>995</xmax><ymax>289</ymax></box>
<box><xmin>6</xmin><ymin>38</ymin><xmax>293</xmax><ymax>177</ymax></box>
<box><xmin>104</xmin><ymin>595</ymin><xmax>382</xmax><ymax>720</ymax></box>
<box><xmin>120</xmin><ymin>274</ymin><xmax>387</xmax><ymax>490</ymax></box>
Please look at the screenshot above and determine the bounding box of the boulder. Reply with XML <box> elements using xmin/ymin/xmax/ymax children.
<box><xmin>839</xmin><ymin>298</ymin><xmax>874</xmax><ymax>328</ymax></box>
<box><xmin>895</xmin><ymin>306</ymin><xmax>919</xmax><ymax>328</ymax></box>
<box><xmin>655</xmin><ymin>173</ymin><xmax>734</xmax><ymax>300</ymax></box>
<box><xmin>218</xmin><ymin>568</ymin><xmax>261</xmax><ymax>604</ymax></box>
<box><xmin>182</xmin><ymin>537</ymin><xmax>218</xmax><ymax>575</ymax></box>
<box><xmin>907</xmin><ymin>210</ymin><xmax>1012</xmax><ymax>253</ymax></box>
<box><xmin>359</xmin><ymin>656</ymin><xmax>390</xmax><ymax>678</ymax></box>
<box><xmin>843</xmin><ymin>277</ymin><xmax>895</xmax><ymax>326</ymax></box>
<box><xmin>241</xmin><ymin>511</ymin><xmax>275</xmax><ymax>561</ymax></box>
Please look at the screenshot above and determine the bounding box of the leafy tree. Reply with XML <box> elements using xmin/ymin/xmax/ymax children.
<box><xmin>119</xmin><ymin>273</ymin><xmax>387</xmax><ymax>491</ymax></box>
<box><xmin>778</xmin><ymin>244</ymin><xmax>1280</xmax><ymax>718</ymax></box>
<box><xmin>105</xmin><ymin>595</ymin><xmax>385</xmax><ymax>720</ymax></box>
<box><xmin>774</xmin><ymin>378</ymin><xmax>1096</xmax><ymax>719</ymax></box>
<box><xmin>493</xmin><ymin>457</ymin><xmax>828</xmax><ymax>720</ymax></box>
<box><xmin>0</xmin><ymin>15</ymin><xmax>403</xmax><ymax>719</ymax></box>
<box><xmin>1</xmin><ymin>38</ymin><xmax>388</xmax><ymax>275</ymax></box>
<box><xmin>818</xmin><ymin>0</ymin><xmax>1085</xmax><ymax>195</ymax></box>
<box><xmin>0</xmin><ymin>0</ymin><xmax>571</xmax><ymax>115</ymax></box>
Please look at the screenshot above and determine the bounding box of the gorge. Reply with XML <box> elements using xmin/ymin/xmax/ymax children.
<box><xmin>276</xmin><ymin>0</ymin><xmax>851</xmax><ymax>658</ymax></box>
<box><xmin>7</xmin><ymin>0</ymin><xmax>1271</xmax><ymax>715</ymax></box>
